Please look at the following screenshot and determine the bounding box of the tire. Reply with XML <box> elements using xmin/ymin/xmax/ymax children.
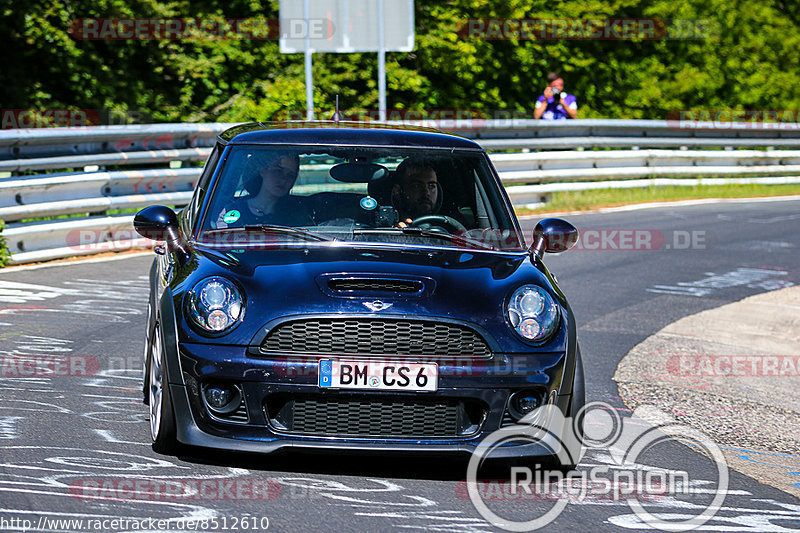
<box><xmin>570</xmin><ymin>343</ymin><xmax>586</xmax><ymax>436</ymax></box>
<box><xmin>142</xmin><ymin>298</ymin><xmax>153</xmax><ymax>405</ymax></box>
<box><xmin>147</xmin><ymin>322</ymin><xmax>179</xmax><ymax>454</ymax></box>
<box><xmin>557</xmin><ymin>343</ymin><xmax>586</xmax><ymax>471</ymax></box>
<box><xmin>533</xmin><ymin>344</ymin><xmax>586</xmax><ymax>473</ymax></box>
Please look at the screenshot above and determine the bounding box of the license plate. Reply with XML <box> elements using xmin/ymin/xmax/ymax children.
<box><xmin>318</xmin><ymin>360</ymin><xmax>438</xmax><ymax>392</ymax></box>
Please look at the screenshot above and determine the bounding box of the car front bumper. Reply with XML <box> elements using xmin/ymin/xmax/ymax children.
<box><xmin>167</xmin><ymin>342</ymin><xmax>578</xmax><ymax>458</ymax></box>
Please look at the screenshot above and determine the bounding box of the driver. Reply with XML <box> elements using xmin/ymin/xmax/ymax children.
<box><xmin>391</xmin><ymin>158</ymin><xmax>441</xmax><ymax>224</ymax></box>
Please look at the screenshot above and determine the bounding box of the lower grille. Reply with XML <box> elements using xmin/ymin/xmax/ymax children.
<box><xmin>265</xmin><ymin>395</ymin><xmax>485</xmax><ymax>438</ymax></box>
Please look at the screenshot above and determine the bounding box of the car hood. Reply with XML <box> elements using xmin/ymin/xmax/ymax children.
<box><xmin>176</xmin><ymin>244</ymin><xmax>563</xmax><ymax>351</ymax></box>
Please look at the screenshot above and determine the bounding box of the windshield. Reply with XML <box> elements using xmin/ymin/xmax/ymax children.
<box><xmin>198</xmin><ymin>145</ymin><xmax>525</xmax><ymax>251</ymax></box>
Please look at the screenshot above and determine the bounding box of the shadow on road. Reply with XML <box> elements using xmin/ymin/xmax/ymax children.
<box><xmin>170</xmin><ymin>447</ymin><xmax>544</xmax><ymax>481</ymax></box>
<box><xmin>173</xmin><ymin>447</ymin><xmax>470</xmax><ymax>481</ymax></box>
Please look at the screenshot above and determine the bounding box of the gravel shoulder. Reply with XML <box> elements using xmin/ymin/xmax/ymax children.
<box><xmin>614</xmin><ymin>286</ymin><xmax>800</xmax><ymax>498</ymax></box>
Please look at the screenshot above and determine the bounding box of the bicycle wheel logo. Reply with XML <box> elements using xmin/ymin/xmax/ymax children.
<box><xmin>464</xmin><ymin>402</ymin><xmax>728</xmax><ymax>531</ymax></box>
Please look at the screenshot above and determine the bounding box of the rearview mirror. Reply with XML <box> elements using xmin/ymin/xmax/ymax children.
<box><xmin>329</xmin><ymin>162</ymin><xmax>388</xmax><ymax>183</ymax></box>
<box><xmin>530</xmin><ymin>218</ymin><xmax>579</xmax><ymax>258</ymax></box>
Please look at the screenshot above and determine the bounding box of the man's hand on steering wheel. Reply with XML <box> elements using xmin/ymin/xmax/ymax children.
<box><xmin>409</xmin><ymin>214</ymin><xmax>466</xmax><ymax>233</ymax></box>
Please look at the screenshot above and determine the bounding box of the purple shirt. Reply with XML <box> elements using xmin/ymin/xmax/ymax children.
<box><xmin>535</xmin><ymin>93</ymin><xmax>578</xmax><ymax>120</ymax></box>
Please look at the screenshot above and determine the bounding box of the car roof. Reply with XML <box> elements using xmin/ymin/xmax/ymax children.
<box><xmin>218</xmin><ymin>121</ymin><xmax>484</xmax><ymax>150</ymax></box>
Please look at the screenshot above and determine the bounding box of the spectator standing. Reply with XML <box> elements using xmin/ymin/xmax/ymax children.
<box><xmin>534</xmin><ymin>72</ymin><xmax>578</xmax><ymax>120</ymax></box>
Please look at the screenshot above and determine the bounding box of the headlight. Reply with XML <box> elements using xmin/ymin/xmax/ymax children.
<box><xmin>187</xmin><ymin>277</ymin><xmax>245</xmax><ymax>333</ymax></box>
<box><xmin>507</xmin><ymin>285</ymin><xmax>559</xmax><ymax>342</ymax></box>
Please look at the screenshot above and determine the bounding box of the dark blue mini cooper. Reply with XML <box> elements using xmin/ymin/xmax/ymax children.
<box><xmin>135</xmin><ymin>121</ymin><xmax>583</xmax><ymax>462</ymax></box>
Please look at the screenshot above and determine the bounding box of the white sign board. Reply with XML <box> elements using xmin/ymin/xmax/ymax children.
<box><xmin>279</xmin><ymin>0</ymin><xmax>415</xmax><ymax>53</ymax></box>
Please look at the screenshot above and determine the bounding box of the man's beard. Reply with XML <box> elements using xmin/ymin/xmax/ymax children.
<box><xmin>408</xmin><ymin>199</ymin><xmax>433</xmax><ymax>218</ymax></box>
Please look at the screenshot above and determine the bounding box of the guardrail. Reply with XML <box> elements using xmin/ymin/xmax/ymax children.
<box><xmin>2</xmin><ymin>119</ymin><xmax>800</xmax><ymax>265</ymax></box>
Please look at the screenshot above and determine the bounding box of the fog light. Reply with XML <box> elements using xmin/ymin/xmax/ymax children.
<box><xmin>204</xmin><ymin>385</ymin><xmax>234</xmax><ymax>410</ymax></box>
<box><xmin>514</xmin><ymin>394</ymin><xmax>542</xmax><ymax>415</ymax></box>
<box><xmin>508</xmin><ymin>390</ymin><xmax>545</xmax><ymax>421</ymax></box>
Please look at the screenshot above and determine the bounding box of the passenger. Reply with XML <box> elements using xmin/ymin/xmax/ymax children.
<box><xmin>216</xmin><ymin>151</ymin><xmax>313</xmax><ymax>228</ymax></box>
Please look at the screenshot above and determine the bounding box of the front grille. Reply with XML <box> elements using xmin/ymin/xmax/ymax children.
<box><xmin>328</xmin><ymin>278</ymin><xmax>423</xmax><ymax>293</ymax></box>
<box><xmin>260</xmin><ymin>318</ymin><xmax>491</xmax><ymax>358</ymax></box>
<box><xmin>265</xmin><ymin>395</ymin><xmax>485</xmax><ymax>438</ymax></box>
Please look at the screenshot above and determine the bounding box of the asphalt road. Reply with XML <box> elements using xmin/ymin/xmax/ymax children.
<box><xmin>1</xmin><ymin>197</ymin><xmax>799</xmax><ymax>532</ymax></box>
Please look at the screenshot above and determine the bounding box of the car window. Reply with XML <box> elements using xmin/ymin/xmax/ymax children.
<box><xmin>186</xmin><ymin>142</ymin><xmax>223</xmax><ymax>231</ymax></box>
<box><xmin>198</xmin><ymin>145</ymin><xmax>525</xmax><ymax>251</ymax></box>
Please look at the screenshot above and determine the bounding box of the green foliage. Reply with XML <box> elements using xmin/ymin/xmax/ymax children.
<box><xmin>0</xmin><ymin>220</ymin><xmax>10</xmax><ymax>268</ymax></box>
<box><xmin>1</xmin><ymin>0</ymin><xmax>798</xmax><ymax>122</ymax></box>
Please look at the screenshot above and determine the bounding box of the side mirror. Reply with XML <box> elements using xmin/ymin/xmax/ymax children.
<box><xmin>134</xmin><ymin>205</ymin><xmax>180</xmax><ymax>242</ymax></box>
<box><xmin>134</xmin><ymin>205</ymin><xmax>189</xmax><ymax>263</ymax></box>
<box><xmin>530</xmin><ymin>218</ymin><xmax>579</xmax><ymax>258</ymax></box>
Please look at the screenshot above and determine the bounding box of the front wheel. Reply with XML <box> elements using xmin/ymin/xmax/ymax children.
<box><xmin>554</xmin><ymin>343</ymin><xmax>586</xmax><ymax>471</ymax></box>
<box><xmin>148</xmin><ymin>322</ymin><xmax>179</xmax><ymax>454</ymax></box>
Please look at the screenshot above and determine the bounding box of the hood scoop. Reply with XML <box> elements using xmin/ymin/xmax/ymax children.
<box><xmin>318</xmin><ymin>275</ymin><xmax>434</xmax><ymax>298</ymax></box>
<box><xmin>329</xmin><ymin>278</ymin><xmax>423</xmax><ymax>293</ymax></box>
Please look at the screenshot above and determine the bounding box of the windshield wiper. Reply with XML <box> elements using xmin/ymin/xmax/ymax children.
<box><xmin>243</xmin><ymin>224</ymin><xmax>331</xmax><ymax>241</ymax></box>
<box><xmin>205</xmin><ymin>224</ymin><xmax>330</xmax><ymax>242</ymax></box>
<box><xmin>353</xmin><ymin>227</ymin><xmax>496</xmax><ymax>250</ymax></box>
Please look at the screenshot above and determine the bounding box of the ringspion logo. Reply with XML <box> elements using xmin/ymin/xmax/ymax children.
<box><xmin>464</xmin><ymin>402</ymin><xmax>728</xmax><ymax>531</ymax></box>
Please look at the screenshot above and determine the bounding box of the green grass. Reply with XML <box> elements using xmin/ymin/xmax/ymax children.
<box><xmin>0</xmin><ymin>220</ymin><xmax>9</xmax><ymax>267</ymax></box>
<box><xmin>515</xmin><ymin>183</ymin><xmax>800</xmax><ymax>215</ymax></box>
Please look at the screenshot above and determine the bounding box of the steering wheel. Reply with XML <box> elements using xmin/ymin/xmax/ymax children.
<box><xmin>410</xmin><ymin>214</ymin><xmax>467</xmax><ymax>233</ymax></box>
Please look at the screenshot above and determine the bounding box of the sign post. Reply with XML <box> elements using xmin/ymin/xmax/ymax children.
<box><xmin>303</xmin><ymin>0</ymin><xmax>314</xmax><ymax>119</ymax></box>
<box><xmin>280</xmin><ymin>0</ymin><xmax>414</xmax><ymax>121</ymax></box>
<box><xmin>377</xmin><ymin>0</ymin><xmax>386</xmax><ymax>121</ymax></box>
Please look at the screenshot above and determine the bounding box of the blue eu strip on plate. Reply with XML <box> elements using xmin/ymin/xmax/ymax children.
<box><xmin>318</xmin><ymin>360</ymin><xmax>332</xmax><ymax>387</ymax></box>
